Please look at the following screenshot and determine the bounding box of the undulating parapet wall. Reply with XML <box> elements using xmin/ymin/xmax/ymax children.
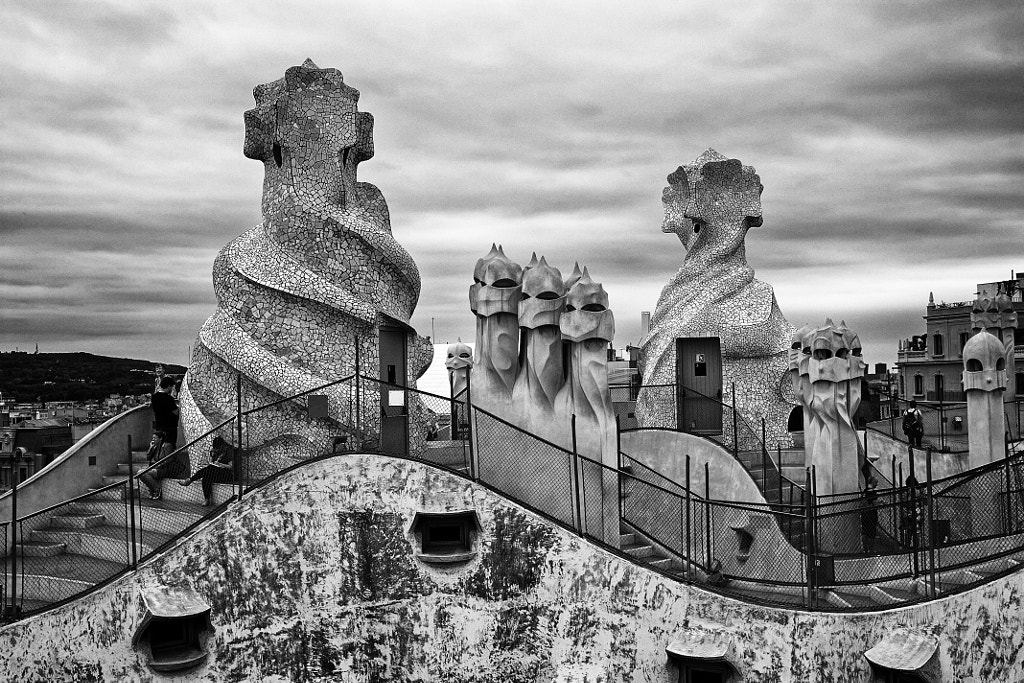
<box><xmin>0</xmin><ymin>455</ymin><xmax>1019</xmax><ymax>682</ymax></box>
<box><xmin>180</xmin><ymin>59</ymin><xmax>432</xmax><ymax>462</ymax></box>
<box><xmin>637</xmin><ymin>150</ymin><xmax>795</xmax><ymax>449</ymax></box>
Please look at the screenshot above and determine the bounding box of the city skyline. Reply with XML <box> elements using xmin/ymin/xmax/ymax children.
<box><xmin>2</xmin><ymin>1</ymin><xmax>1021</xmax><ymax>369</ymax></box>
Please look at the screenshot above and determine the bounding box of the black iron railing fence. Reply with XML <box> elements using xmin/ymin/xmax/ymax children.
<box><xmin>4</xmin><ymin>368</ymin><xmax>1024</xmax><ymax>619</ymax></box>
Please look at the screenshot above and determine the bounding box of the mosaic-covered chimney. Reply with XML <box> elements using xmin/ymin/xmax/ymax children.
<box><xmin>180</xmin><ymin>59</ymin><xmax>432</xmax><ymax>461</ymax></box>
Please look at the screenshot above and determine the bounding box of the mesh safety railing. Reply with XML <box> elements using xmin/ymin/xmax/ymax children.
<box><xmin>6</xmin><ymin>370</ymin><xmax>1024</xmax><ymax>619</ymax></box>
<box><xmin>0</xmin><ymin>522</ymin><xmax>6</xmax><ymax>616</ymax></box>
<box><xmin>865</xmin><ymin>392</ymin><xmax>975</xmax><ymax>454</ymax></box>
<box><xmin>616</xmin><ymin>382</ymin><xmax>807</xmax><ymax>535</ymax></box>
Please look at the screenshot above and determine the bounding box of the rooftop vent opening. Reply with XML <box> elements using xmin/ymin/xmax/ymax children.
<box><xmin>133</xmin><ymin>587</ymin><xmax>211</xmax><ymax>674</ymax></box>
<box><xmin>411</xmin><ymin>510</ymin><xmax>480</xmax><ymax>565</ymax></box>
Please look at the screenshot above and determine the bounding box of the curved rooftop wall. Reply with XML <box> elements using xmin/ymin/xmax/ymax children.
<box><xmin>0</xmin><ymin>455</ymin><xmax>1017</xmax><ymax>682</ymax></box>
<box><xmin>0</xmin><ymin>405</ymin><xmax>150</xmax><ymax>546</ymax></box>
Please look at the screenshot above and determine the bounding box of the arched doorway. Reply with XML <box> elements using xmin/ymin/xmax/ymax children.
<box><xmin>787</xmin><ymin>405</ymin><xmax>804</xmax><ymax>447</ymax></box>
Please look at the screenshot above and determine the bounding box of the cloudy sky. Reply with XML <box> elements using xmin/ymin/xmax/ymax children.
<box><xmin>2</xmin><ymin>1</ymin><xmax>1021</xmax><ymax>370</ymax></box>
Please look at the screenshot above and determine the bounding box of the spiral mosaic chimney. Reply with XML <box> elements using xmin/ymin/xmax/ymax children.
<box><xmin>179</xmin><ymin>59</ymin><xmax>432</xmax><ymax>462</ymax></box>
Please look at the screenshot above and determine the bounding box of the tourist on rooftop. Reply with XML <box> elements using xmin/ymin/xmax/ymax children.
<box><xmin>860</xmin><ymin>483</ymin><xmax>879</xmax><ymax>552</ymax></box>
<box><xmin>138</xmin><ymin>375</ymin><xmax>183</xmax><ymax>500</ymax></box>
<box><xmin>178</xmin><ymin>435</ymin><xmax>238</xmax><ymax>507</ymax></box>
<box><xmin>902</xmin><ymin>400</ymin><xmax>924</xmax><ymax>448</ymax></box>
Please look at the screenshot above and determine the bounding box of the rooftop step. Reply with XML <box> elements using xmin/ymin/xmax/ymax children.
<box><xmin>67</xmin><ymin>500</ymin><xmax>203</xmax><ymax>540</ymax></box>
<box><xmin>5</xmin><ymin>554</ymin><xmax>124</xmax><ymax>603</ymax></box>
<box><xmin>30</xmin><ymin>525</ymin><xmax>130</xmax><ymax>564</ymax></box>
<box><xmin>969</xmin><ymin>556</ymin><xmax>1021</xmax><ymax>576</ymax></box>
<box><xmin>827</xmin><ymin>589</ymin><xmax>883</xmax><ymax>609</ymax></box>
<box><xmin>49</xmin><ymin>513</ymin><xmax>106</xmax><ymax>530</ymax></box>
<box><xmin>622</xmin><ymin>542</ymin><xmax>655</xmax><ymax>560</ymax></box>
<box><xmin>15</xmin><ymin>540</ymin><xmax>67</xmax><ymax>557</ymax></box>
<box><xmin>141</xmin><ymin>478</ymin><xmax>234</xmax><ymax>505</ymax></box>
<box><xmin>115</xmin><ymin>460</ymin><xmax>162</xmax><ymax>475</ymax></box>
<box><xmin>644</xmin><ymin>556</ymin><xmax>675</xmax><ymax>571</ymax></box>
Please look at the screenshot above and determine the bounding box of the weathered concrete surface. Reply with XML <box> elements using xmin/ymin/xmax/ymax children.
<box><xmin>1</xmin><ymin>455</ymin><xmax>1021</xmax><ymax>682</ymax></box>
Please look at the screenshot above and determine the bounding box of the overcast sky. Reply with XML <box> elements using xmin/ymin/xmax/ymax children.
<box><xmin>2</xmin><ymin>1</ymin><xmax>1021</xmax><ymax>371</ymax></box>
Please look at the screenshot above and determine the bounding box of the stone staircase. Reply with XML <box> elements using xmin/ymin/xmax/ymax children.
<box><xmin>6</xmin><ymin>447</ymin><xmax>235</xmax><ymax>613</ymax></box>
<box><xmin>420</xmin><ymin>440</ymin><xmax>472</xmax><ymax>475</ymax></box>
<box><xmin>826</xmin><ymin>553</ymin><xmax>1024</xmax><ymax>609</ymax></box>
<box><xmin>619</xmin><ymin>522</ymin><xmax>684</xmax><ymax>575</ymax></box>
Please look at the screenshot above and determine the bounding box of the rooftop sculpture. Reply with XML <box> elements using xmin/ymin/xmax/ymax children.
<box><xmin>180</xmin><ymin>59</ymin><xmax>432</xmax><ymax>462</ymax></box>
<box><xmin>637</xmin><ymin>150</ymin><xmax>795</xmax><ymax>448</ymax></box>
<box><xmin>791</xmin><ymin>319</ymin><xmax>867</xmax><ymax>495</ymax></box>
<box><xmin>468</xmin><ymin>246</ymin><xmax>618</xmax><ymax>540</ymax></box>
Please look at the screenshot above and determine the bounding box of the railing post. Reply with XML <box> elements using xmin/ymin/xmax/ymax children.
<box><xmin>615</xmin><ymin>414</ymin><xmax>622</xmax><ymax>470</ymax></box>
<box><xmin>938</xmin><ymin>400</ymin><xmax>945</xmax><ymax>451</ymax></box>
<box><xmin>1004</xmin><ymin>432</ymin><xmax>1013</xmax><ymax>533</ymax></box>
<box><xmin>805</xmin><ymin>467</ymin><xmax>815</xmax><ymax>608</ymax></box>
<box><xmin>704</xmin><ymin>462</ymin><xmax>712</xmax><ymax>569</ymax></box>
<box><xmin>9</xmin><ymin>444</ymin><xmax>17</xmax><ymax>620</ymax></box>
<box><xmin>236</xmin><ymin>372</ymin><xmax>244</xmax><ymax>502</ymax></box>
<box><xmin>571</xmin><ymin>414</ymin><xmax>583</xmax><ymax>534</ymax></box>
<box><xmin>925</xmin><ymin>447</ymin><xmax>937</xmax><ymax>597</ymax></box>
<box><xmin>888</xmin><ymin>388</ymin><xmax>896</xmax><ymax>438</ymax></box>
<box><xmin>685</xmin><ymin>454</ymin><xmax>692</xmax><ymax>580</ymax></box>
<box><xmin>466</xmin><ymin>370</ymin><xmax>477</xmax><ymax>481</ymax></box>
<box><xmin>776</xmin><ymin>444</ymin><xmax>783</xmax><ymax>504</ymax></box>
<box><xmin>891</xmin><ymin>454</ymin><xmax>898</xmax><ymax>531</ymax></box>
<box><xmin>127</xmin><ymin>435</ymin><xmax>138</xmax><ymax>570</ymax></box>
<box><xmin>731</xmin><ymin>383</ymin><xmax>738</xmax><ymax>457</ymax></box>
<box><xmin>761</xmin><ymin>417</ymin><xmax>767</xmax><ymax>492</ymax></box>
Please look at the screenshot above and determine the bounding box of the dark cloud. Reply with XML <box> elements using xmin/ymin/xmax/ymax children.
<box><xmin>0</xmin><ymin>1</ymin><xmax>1019</xmax><ymax>369</ymax></box>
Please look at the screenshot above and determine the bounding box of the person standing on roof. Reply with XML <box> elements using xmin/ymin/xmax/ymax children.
<box><xmin>139</xmin><ymin>375</ymin><xmax>183</xmax><ymax>500</ymax></box>
<box><xmin>902</xmin><ymin>400</ymin><xmax>924</xmax><ymax>448</ymax></box>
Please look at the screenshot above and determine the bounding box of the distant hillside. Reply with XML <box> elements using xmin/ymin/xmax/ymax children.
<box><xmin>0</xmin><ymin>352</ymin><xmax>187</xmax><ymax>403</ymax></box>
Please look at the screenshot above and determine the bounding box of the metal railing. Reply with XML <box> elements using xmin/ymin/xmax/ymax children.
<box><xmin>5</xmin><ymin>366</ymin><xmax>1024</xmax><ymax>619</ymax></box>
<box><xmin>614</xmin><ymin>381</ymin><xmax>807</xmax><ymax>529</ymax></box>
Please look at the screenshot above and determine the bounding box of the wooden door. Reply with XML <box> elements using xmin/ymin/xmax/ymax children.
<box><xmin>675</xmin><ymin>337</ymin><xmax>723</xmax><ymax>434</ymax></box>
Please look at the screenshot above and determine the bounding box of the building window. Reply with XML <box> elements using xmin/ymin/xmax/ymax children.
<box><xmin>934</xmin><ymin>375</ymin><xmax>944</xmax><ymax>401</ymax></box>
<box><xmin>899</xmin><ymin>375</ymin><xmax>905</xmax><ymax>397</ymax></box>
<box><xmin>1017</xmin><ymin>372</ymin><xmax>1024</xmax><ymax>396</ymax></box>
<box><xmin>932</xmin><ymin>334</ymin><xmax>943</xmax><ymax>356</ymax></box>
<box><xmin>959</xmin><ymin>332</ymin><xmax>969</xmax><ymax>354</ymax></box>
<box><xmin>914</xmin><ymin>374</ymin><xmax>923</xmax><ymax>396</ymax></box>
